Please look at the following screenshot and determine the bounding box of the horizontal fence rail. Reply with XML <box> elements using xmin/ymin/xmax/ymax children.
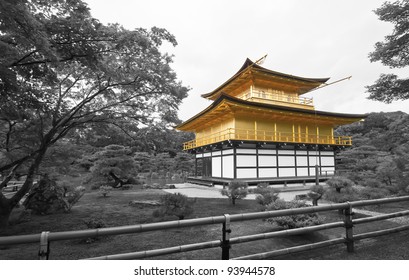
<box><xmin>1</xmin><ymin>196</ymin><xmax>409</xmax><ymax>260</ymax></box>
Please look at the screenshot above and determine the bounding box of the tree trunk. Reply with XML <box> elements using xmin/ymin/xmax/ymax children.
<box><xmin>0</xmin><ymin>146</ymin><xmax>47</xmax><ymax>230</ymax></box>
<box><xmin>0</xmin><ymin>195</ymin><xmax>12</xmax><ymax>230</ymax></box>
<box><xmin>109</xmin><ymin>171</ymin><xmax>124</xmax><ymax>188</ymax></box>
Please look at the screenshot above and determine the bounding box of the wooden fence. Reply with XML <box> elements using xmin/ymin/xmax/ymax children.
<box><xmin>1</xmin><ymin>196</ymin><xmax>409</xmax><ymax>260</ymax></box>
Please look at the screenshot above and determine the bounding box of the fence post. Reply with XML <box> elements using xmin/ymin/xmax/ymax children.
<box><xmin>221</xmin><ymin>214</ymin><xmax>231</xmax><ymax>260</ymax></box>
<box><xmin>38</xmin><ymin>231</ymin><xmax>50</xmax><ymax>260</ymax></box>
<box><xmin>344</xmin><ymin>202</ymin><xmax>354</xmax><ymax>253</ymax></box>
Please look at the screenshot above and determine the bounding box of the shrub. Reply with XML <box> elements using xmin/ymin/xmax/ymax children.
<box><xmin>65</xmin><ymin>186</ymin><xmax>86</xmax><ymax>211</ymax></box>
<box><xmin>84</xmin><ymin>217</ymin><xmax>106</xmax><ymax>229</ymax></box>
<box><xmin>326</xmin><ymin>176</ymin><xmax>354</xmax><ymax>193</ymax></box>
<box><xmin>99</xmin><ymin>185</ymin><xmax>112</xmax><ymax>197</ymax></box>
<box><xmin>363</xmin><ymin>178</ymin><xmax>383</xmax><ymax>189</ymax></box>
<box><xmin>24</xmin><ymin>177</ymin><xmax>84</xmax><ymax>214</ymax></box>
<box><xmin>357</xmin><ymin>187</ymin><xmax>390</xmax><ymax>200</ymax></box>
<box><xmin>153</xmin><ymin>193</ymin><xmax>196</xmax><ymax>220</ymax></box>
<box><xmin>89</xmin><ymin>180</ymin><xmax>106</xmax><ymax>190</ymax></box>
<box><xmin>254</xmin><ymin>183</ymin><xmax>280</xmax><ymax>207</ymax></box>
<box><xmin>221</xmin><ymin>180</ymin><xmax>248</xmax><ymax>205</ymax></box>
<box><xmin>120</xmin><ymin>184</ymin><xmax>140</xmax><ymax>190</ymax></box>
<box><xmin>307</xmin><ymin>185</ymin><xmax>325</xmax><ymax>206</ymax></box>
<box><xmin>265</xmin><ymin>199</ymin><xmax>323</xmax><ymax>229</ymax></box>
<box><xmin>323</xmin><ymin>187</ymin><xmax>360</xmax><ymax>203</ymax></box>
<box><xmin>83</xmin><ymin>217</ymin><xmax>106</xmax><ymax>243</ymax></box>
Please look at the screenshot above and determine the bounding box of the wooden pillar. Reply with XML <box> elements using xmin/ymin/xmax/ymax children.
<box><xmin>331</xmin><ymin>127</ymin><xmax>334</xmax><ymax>144</ymax></box>
<box><xmin>306</xmin><ymin>126</ymin><xmax>309</xmax><ymax>143</ymax></box>
<box><xmin>298</xmin><ymin>125</ymin><xmax>301</xmax><ymax>142</ymax></box>
<box><xmin>233</xmin><ymin>147</ymin><xmax>237</xmax><ymax>179</ymax></box>
<box><xmin>255</xmin><ymin>120</ymin><xmax>257</xmax><ymax>140</ymax></box>
<box><xmin>274</xmin><ymin>123</ymin><xmax>277</xmax><ymax>141</ymax></box>
<box><xmin>292</xmin><ymin>124</ymin><xmax>295</xmax><ymax>142</ymax></box>
<box><xmin>344</xmin><ymin>203</ymin><xmax>354</xmax><ymax>253</ymax></box>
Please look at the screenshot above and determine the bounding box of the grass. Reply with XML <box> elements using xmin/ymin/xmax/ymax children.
<box><xmin>0</xmin><ymin>187</ymin><xmax>408</xmax><ymax>260</ymax></box>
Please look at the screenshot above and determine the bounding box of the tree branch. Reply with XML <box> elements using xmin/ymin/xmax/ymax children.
<box><xmin>0</xmin><ymin>164</ymin><xmax>20</xmax><ymax>191</ymax></box>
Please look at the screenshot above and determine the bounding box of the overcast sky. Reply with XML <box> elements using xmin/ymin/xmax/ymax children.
<box><xmin>84</xmin><ymin>0</ymin><xmax>409</xmax><ymax>121</ymax></box>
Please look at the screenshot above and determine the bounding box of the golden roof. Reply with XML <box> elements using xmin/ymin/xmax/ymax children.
<box><xmin>201</xmin><ymin>58</ymin><xmax>330</xmax><ymax>100</ymax></box>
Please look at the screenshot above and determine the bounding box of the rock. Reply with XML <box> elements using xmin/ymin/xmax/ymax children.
<box><xmin>152</xmin><ymin>183</ymin><xmax>161</xmax><ymax>189</ymax></box>
<box><xmin>129</xmin><ymin>200</ymin><xmax>161</xmax><ymax>208</ymax></box>
<box><xmin>165</xmin><ymin>184</ymin><xmax>176</xmax><ymax>189</ymax></box>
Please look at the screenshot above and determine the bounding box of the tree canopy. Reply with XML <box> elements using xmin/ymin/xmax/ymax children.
<box><xmin>0</xmin><ymin>0</ymin><xmax>189</xmax><ymax>227</ymax></box>
<box><xmin>335</xmin><ymin>111</ymin><xmax>409</xmax><ymax>193</ymax></box>
<box><xmin>366</xmin><ymin>0</ymin><xmax>409</xmax><ymax>102</ymax></box>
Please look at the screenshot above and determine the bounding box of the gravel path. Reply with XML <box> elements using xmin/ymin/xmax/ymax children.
<box><xmin>163</xmin><ymin>183</ymin><xmax>309</xmax><ymax>201</ymax></box>
<box><xmin>163</xmin><ymin>183</ymin><xmax>409</xmax><ymax>225</ymax></box>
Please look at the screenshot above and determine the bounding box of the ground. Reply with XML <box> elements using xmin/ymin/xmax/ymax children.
<box><xmin>1</xmin><ymin>183</ymin><xmax>409</xmax><ymax>260</ymax></box>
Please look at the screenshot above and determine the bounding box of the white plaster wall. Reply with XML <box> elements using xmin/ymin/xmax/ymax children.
<box><xmin>309</xmin><ymin>156</ymin><xmax>318</xmax><ymax>166</ymax></box>
<box><xmin>212</xmin><ymin>157</ymin><xmax>222</xmax><ymax>177</ymax></box>
<box><xmin>259</xmin><ymin>155</ymin><xmax>277</xmax><ymax>167</ymax></box>
<box><xmin>278</xmin><ymin>150</ymin><xmax>294</xmax><ymax>155</ymax></box>
<box><xmin>321</xmin><ymin>166</ymin><xmax>335</xmax><ymax>176</ymax></box>
<box><xmin>259</xmin><ymin>168</ymin><xmax>277</xmax><ymax>178</ymax></box>
<box><xmin>321</xmin><ymin>156</ymin><xmax>335</xmax><ymax>166</ymax></box>
<box><xmin>259</xmin><ymin>150</ymin><xmax>276</xmax><ymax>155</ymax></box>
<box><xmin>237</xmin><ymin>155</ymin><xmax>257</xmax><ymax>167</ymax></box>
<box><xmin>222</xmin><ymin>155</ymin><xmax>234</xmax><ymax>178</ymax></box>
<box><xmin>296</xmin><ymin>156</ymin><xmax>308</xmax><ymax>167</ymax></box>
<box><xmin>297</xmin><ymin>168</ymin><xmax>309</xmax><ymax>176</ymax></box>
<box><xmin>279</xmin><ymin>168</ymin><xmax>296</xmax><ymax>177</ymax></box>
<box><xmin>278</xmin><ymin>156</ymin><xmax>295</xmax><ymax>166</ymax></box>
<box><xmin>223</xmin><ymin>149</ymin><xmax>234</xmax><ymax>155</ymax></box>
<box><xmin>237</xmin><ymin>168</ymin><xmax>257</xmax><ymax>178</ymax></box>
<box><xmin>237</xmin><ymin>148</ymin><xmax>257</xmax><ymax>154</ymax></box>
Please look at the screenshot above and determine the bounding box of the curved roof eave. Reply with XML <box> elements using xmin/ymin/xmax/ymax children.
<box><xmin>201</xmin><ymin>58</ymin><xmax>330</xmax><ymax>99</ymax></box>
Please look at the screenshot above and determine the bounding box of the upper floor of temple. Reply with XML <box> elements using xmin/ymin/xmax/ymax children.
<box><xmin>201</xmin><ymin>58</ymin><xmax>329</xmax><ymax>110</ymax></box>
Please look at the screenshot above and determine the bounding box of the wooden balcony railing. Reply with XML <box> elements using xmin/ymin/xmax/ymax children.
<box><xmin>238</xmin><ymin>90</ymin><xmax>314</xmax><ymax>107</ymax></box>
<box><xmin>183</xmin><ymin>128</ymin><xmax>352</xmax><ymax>150</ymax></box>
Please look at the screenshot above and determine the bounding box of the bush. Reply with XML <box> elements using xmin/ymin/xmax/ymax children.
<box><xmin>265</xmin><ymin>199</ymin><xmax>323</xmax><ymax>229</ymax></box>
<box><xmin>65</xmin><ymin>186</ymin><xmax>86</xmax><ymax>211</ymax></box>
<box><xmin>254</xmin><ymin>183</ymin><xmax>280</xmax><ymax>207</ymax></box>
<box><xmin>23</xmin><ymin>177</ymin><xmax>84</xmax><ymax>214</ymax></box>
<box><xmin>120</xmin><ymin>184</ymin><xmax>141</xmax><ymax>190</ymax></box>
<box><xmin>89</xmin><ymin>180</ymin><xmax>106</xmax><ymax>190</ymax></box>
<box><xmin>221</xmin><ymin>180</ymin><xmax>248</xmax><ymax>205</ymax></box>
<box><xmin>99</xmin><ymin>185</ymin><xmax>112</xmax><ymax>197</ymax></box>
<box><xmin>326</xmin><ymin>176</ymin><xmax>354</xmax><ymax>193</ymax></box>
<box><xmin>357</xmin><ymin>187</ymin><xmax>390</xmax><ymax>200</ymax></box>
<box><xmin>83</xmin><ymin>217</ymin><xmax>106</xmax><ymax>243</ymax></box>
<box><xmin>153</xmin><ymin>193</ymin><xmax>196</xmax><ymax>220</ymax></box>
<box><xmin>307</xmin><ymin>185</ymin><xmax>325</xmax><ymax>206</ymax></box>
<box><xmin>323</xmin><ymin>187</ymin><xmax>360</xmax><ymax>203</ymax></box>
<box><xmin>362</xmin><ymin>178</ymin><xmax>383</xmax><ymax>189</ymax></box>
<box><xmin>84</xmin><ymin>217</ymin><xmax>106</xmax><ymax>229</ymax></box>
